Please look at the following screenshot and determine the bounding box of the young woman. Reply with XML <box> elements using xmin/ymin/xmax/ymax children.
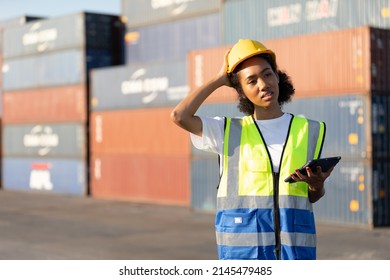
<box><xmin>171</xmin><ymin>39</ymin><xmax>335</xmax><ymax>260</ymax></box>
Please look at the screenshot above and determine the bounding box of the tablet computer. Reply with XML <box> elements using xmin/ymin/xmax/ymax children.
<box><xmin>284</xmin><ymin>156</ymin><xmax>341</xmax><ymax>183</ymax></box>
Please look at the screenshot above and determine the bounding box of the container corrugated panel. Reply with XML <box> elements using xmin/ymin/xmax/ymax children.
<box><xmin>0</xmin><ymin>15</ymin><xmax>43</xmax><ymax>29</ymax></box>
<box><xmin>2</xmin><ymin>156</ymin><xmax>86</xmax><ymax>195</ymax></box>
<box><xmin>91</xmin><ymin>60</ymin><xmax>188</xmax><ymax>110</ymax></box>
<box><xmin>125</xmin><ymin>12</ymin><xmax>221</xmax><ymax>64</ymax></box>
<box><xmin>191</xmin><ymin>155</ymin><xmax>219</xmax><ymax>211</ymax></box>
<box><xmin>223</xmin><ymin>0</ymin><xmax>390</xmax><ymax>43</ymax></box>
<box><xmin>284</xmin><ymin>94</ymin><xmax>370</xmax><ymax>160</ymax></box>
<box><xmin>372</xmin><ymin>94</ymin><xmax>390</xmax><ymax>159</ymax></box>
<box><xmin>90</xmin><ymin>109</ymin><xmax>190</xmax><ymax>156</ymax></box>
<box><xmin>2</xmin><ymin>49</ymin><xmax>85</xmax><ymax>91</ymax></box>
<box><xmin>122</xmin><ymin>0</ymin><xmax>221</xmax><ymax>28</ymax></box>
<box><xmin>0</xmin><ymin>16</ymin><xmax>43</xmax><ymax>55</ymax></box>
<box><xmin>3</xmin><ymin>123</ymin><xmax>86</xmax><ymax>158</ymax></box>
<box><xmin>2</xmin><ymin>86</ymin><xmax>87</xmax><ymax>124</ymax></box>
<box><xmin>90</xmin><ymin>154</ymin><xmax>190</xmax><ymax>206</ymax></box>
<box><xmin>188</xmin><ymin>46</ymin><xmax>238</xmax><ymax>103</ymax></box>
<box><xmin>372</xmin><ymin>159</ymin><xmax>390</xmax><ymax>226</ymax></box>
<box><xmin>3</xmin><ymin>13</ymin><xmax>124</xmax><ymax>59</ymax></box>
<box><xmin>314</xmin><ymin>158</ymin><xmax>372</xmax><ymax>227</ymax></box>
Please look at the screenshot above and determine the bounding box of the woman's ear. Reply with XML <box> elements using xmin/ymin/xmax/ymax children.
<box><xmin>276</xmin><ymin>71</ymin><xmax>280</xmax><ymax>83</ymax></box>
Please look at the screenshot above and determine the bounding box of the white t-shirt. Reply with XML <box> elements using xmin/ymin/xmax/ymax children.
<box><xmin>191</xmin><ymin>113</ymin><xmax>292</xmax><ymax>173</ymax></box>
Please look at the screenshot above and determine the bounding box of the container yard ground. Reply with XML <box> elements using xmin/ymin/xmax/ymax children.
<box><xmin>0</xmin><ymin>190</ymin><xmax>389</xmax><ymax>260</ymax></box>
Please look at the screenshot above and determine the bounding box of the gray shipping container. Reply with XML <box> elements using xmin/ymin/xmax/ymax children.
<box><xmin>2</xmin><ymin>123</ymin><xmax>86</xmax><ymax>158</ymax></box>
<box><xmin>122</xmin><ymin>0</ymin><xmax>221</xmax><ymax>27</ymax></box>
<box><xmin>2</xmin><ymin>12</ymin><xmax>124</xmax><ymax>59</ymax></box>
<box><xmin>0</xmin><ymin>15</ymin><xmax>43</xmax><ymax>58</ymax></box>
<box><xmin>125</xmin><ymin>12</ymin><xmax>221</xmax><ymax>64</ymax></box>
<box><xmin>91</xmin><ymin>60</ymin><xmax>188</xmax><ymax>110</ymax></box>
<box><xmin>314</xmin><ymin>158</ymin><xmax>373</xmax><ymax>227</ymax></box>
<box><xmin>223</xmin><ymin>0</ymin><xmax>390</xmax><ymax>44</ymax></box>
<box><xmin>2</xmin><ymin>49</ymin><xmax>85</xmax><ymax>91</ymax></box>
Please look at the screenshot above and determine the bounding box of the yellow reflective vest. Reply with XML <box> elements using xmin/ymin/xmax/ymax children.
<box><xmin>215</xmin><ymin>114</ymin><xmax>326</xmax><ymax>260</ymax></box>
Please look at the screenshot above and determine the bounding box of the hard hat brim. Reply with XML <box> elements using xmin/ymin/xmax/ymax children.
<box><xmin>227</xmin><ymin>50</ymin><xmax>276</xmax><ymax>74</ymax></box>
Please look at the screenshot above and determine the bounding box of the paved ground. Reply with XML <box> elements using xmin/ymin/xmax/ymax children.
<box><xmin>0</xmin><ymin>190</ymin><xmax>389</xmax><ymax>260</ymax></box>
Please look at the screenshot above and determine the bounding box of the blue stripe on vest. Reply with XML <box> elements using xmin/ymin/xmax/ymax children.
<box><xmin>215</xmin><ymin>208</ymin><xmax>274</xmax><ymax>233</ymax></box>
<box><xmin>279</xmin><ymin>208</ymin><xmax>316</xmax><ymax>234</ymax></box>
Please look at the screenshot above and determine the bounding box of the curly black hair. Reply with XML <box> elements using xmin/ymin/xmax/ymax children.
<box><xmin>228</xmin><ymin>54</ymin><xmax>295</xmax><ymax>115</ymax></box>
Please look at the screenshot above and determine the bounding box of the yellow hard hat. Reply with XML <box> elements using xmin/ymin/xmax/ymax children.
<box><xmin>227</xmin><ymin>39</ymin><xmax>276</xmax><ymax>73</ymax></box>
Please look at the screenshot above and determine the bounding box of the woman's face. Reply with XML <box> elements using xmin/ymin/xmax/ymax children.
<box><xmin>237</xmin><ymin>56</ymin><xmax>279</xmax><ymax>109</ymax></box>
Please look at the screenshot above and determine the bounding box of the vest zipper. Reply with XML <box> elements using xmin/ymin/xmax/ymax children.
<box><xmin>273</xmin><ymin>172</ymin><xmax>281</xmax><ymax>260</ymax></box>
<box><xmin>251</xmin><ymin>114</ymin><xmax>294</xmax><ymax>260</ymax></box>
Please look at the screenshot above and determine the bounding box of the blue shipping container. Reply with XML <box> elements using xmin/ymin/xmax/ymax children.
<box><xmin>2</xmin><ymin>157</ymin><xmax>87</xmax><ymax>195</ymax></box>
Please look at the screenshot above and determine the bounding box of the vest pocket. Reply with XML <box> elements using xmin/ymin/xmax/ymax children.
<box><xmin>220</xmin><ymin>209</ymin><xmax>258</xmax><ymax>231</ymax></box>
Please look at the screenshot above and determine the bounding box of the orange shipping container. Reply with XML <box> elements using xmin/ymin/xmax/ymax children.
<box><xmin>90</xmin><ymin>108</ymin><xmax>190</xmax><ymax>156</ymax></box>
<box><xmin>188</xmin><ymin>26</ymin><xmax>389</xmax><ymax>99</ymax></box>
<box><xmin>2</xmin><ymin>85</ymin><xmax>87</xmax><ymax>124</ymax></box>
<box><xmin>90</xmin><ymin>154</ymin><xmax>190</xmax><ymax>206</ymax></box>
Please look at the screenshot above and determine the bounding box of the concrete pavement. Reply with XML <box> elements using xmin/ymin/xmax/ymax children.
<box><xmin>0</xmin><ymin>190</ymin><xmax>389</xmax><ymax>260</ymax></box>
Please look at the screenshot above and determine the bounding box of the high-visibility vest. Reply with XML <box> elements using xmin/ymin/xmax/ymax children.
<box><xmin>216</xmin><ymin>114</ymin><xmax>326</xmax><ymax>260</ymax></box>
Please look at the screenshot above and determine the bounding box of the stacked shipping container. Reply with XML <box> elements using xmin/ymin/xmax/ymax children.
<box><xmin>0</xmin><ymin>16</ymin><xmax>44</xmax><ymax>189</ymax></box>
<box><xmin>222</xmin><ymin>0</ymin><xmax>390</xmax><ymax>43</ymax></box>
<box><xmin>89</xmin><ymin>0</ymin><xmax>223</xmax><ymax>205</ymax></box>
<box><xmin>188</xmin><ymin>26</ymin><xmax>390</xmax><ymax>227</ymax></box>
<box><xmin>1</xmin><ymin>12</ymin><xmax>124</xmax><ymax>195</ymax></box>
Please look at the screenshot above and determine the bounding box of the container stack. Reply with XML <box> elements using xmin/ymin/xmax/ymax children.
<box><xmin>1</xmin><ymin>12</ymin><xmax>124</xmax><ymax>195</ymax></box>
<box><xmin>0</xmin><ymin>16</ymin><xmax>44</xmax><ymax>189</ymax></box>
<box><xmin>187</xmin><ymin>0</ymin><xmax>390</xmax><ymax>227</ymax></box>
<box><xmin>89</xmin><ymin>0</ymin><xmax>223</xmax><ymax>205</ymax></box>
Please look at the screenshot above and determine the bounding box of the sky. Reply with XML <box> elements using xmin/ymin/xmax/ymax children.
<box><xmin>0</xmin><ymin>0</ymin><xmax>121</xmax><ymax>21</ymax></box>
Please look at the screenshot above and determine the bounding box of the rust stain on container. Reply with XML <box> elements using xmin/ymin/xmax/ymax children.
<box><xmin>2</xmin><ymin>85</ymin><xmax>87</xmax><ymax>124</ymax></box>
<box><xmin>90</xmin><ymin>108</ymin><xmax>190</xmax><ymax>156</ymax></box>
<box><xmin>188</xmin><ymin>27</ymin><xmax>390</xmax><ymax>98</ymax></box>
<box><xmin>90</xmin><ymin>154</ymin><xmax>190</xmax><ymax>206</ymax></box>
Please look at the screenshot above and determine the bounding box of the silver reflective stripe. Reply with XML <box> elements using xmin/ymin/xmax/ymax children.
<box><xmin>217</xmin><ymin>196</ymin><xmax>274</xmax><ymax>210</ymax></box>
<box><xmin>225</xmin><ymin>118</ymin><xmax>242</xmax><ymax>197</ymax></box>
<box><xmin>307</xmin><ymin>119</ymin><xmax>321</xmax><ymax>161</ymax></box>
<box><xmin>279</xmin><ymin>195</ymin><xmax>313</xmax><ymax>210</ymax></box>
<box><xmin>216</xmin><ymin>231</ymin><xmax>276</xmax><ymax>247</ymax></box>
<box><xmin>281</xmin><ymin>232</ymin><xmax>316</xmax><ymax>247</ymax></box>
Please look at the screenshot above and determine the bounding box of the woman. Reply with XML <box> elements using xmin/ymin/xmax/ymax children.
<box><xmin>171</xmin><ymin>39</ymin><xmax>334</xmax><ymax>260</ymax></box>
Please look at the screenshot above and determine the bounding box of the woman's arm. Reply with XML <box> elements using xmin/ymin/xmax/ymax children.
<box><xmin>170</xmin><ymin>51</ymin><xmax>231</xmax><ymax>136</ymax></box>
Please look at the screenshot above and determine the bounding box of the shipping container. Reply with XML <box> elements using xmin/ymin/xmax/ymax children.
<box><xmin>2</xmin><ymin>156</ymin><xmax>86</xmax><ymax>195</ymax></box>
<box><xmin>2</xmin><ymin>122</ymin><xmax>86</xmax><ymax>158</ymax></box>
<box><xmin>314</xmin><ymin>158</ymin><xmax>372</xmax><ymax>226</ymax></box>
<box><xmin>2</xmin><ymin>12</ymin><xmax>124</xmax><ymax>60</ymax></box>
<box><xmin>2</xmin><ymin>49</ymin><xmax>85</xmax><ymax>91</ymax></box>
<box><xmin>122</xmin><ymin>0</ymin><xmax>221</xmax><ymax>28</ymax></box>
<box><xmin>188</xmin><ymin>27</ymin><xmax>390</xmax><ymax>97</ymax></box>
<box><xmin>372</xmin><ymin>159</ymin><xmax>390</xmax><ymax>226</ymax></box>
<box><xmin>372</xmin><ymin>94</ymin><xmax>390</xmax><ymax>159</ymax></box>
<box><xmin>90</xmin><ymin>154</ymin><xmax>190</xmax><ymax>206</ymax></box>
<box><xmin>0</xmin><ymin>16</ymin><xmax>43</xmax><ymax>53</ymax></box>
<box><xmin>223</xmin><ymin>0</ymin><xmax>390</xmax><ymax>43</ymax></box>
<box><xmin>191</xmin><ymin>154</ymin><xmax>219</xmax><ymax>212</ymax></box>
<box><xmin>90</xmin><ymin>109</ymin><xmax>190</xmax><ymax>156</ymax></box>
<box><xmin>125</xmin><ymin>12</ymin><xmax>221</xmax><ymax>64</ymax></box>
<box><xmin>2</xmin><ymin>85</ymin><xmax>87</xmax><ymax>124</ymax></box>
<box><xmin>91</xmin><ymin>60</ymin><xmax>188</xmax><ymax>110</ymax></box>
